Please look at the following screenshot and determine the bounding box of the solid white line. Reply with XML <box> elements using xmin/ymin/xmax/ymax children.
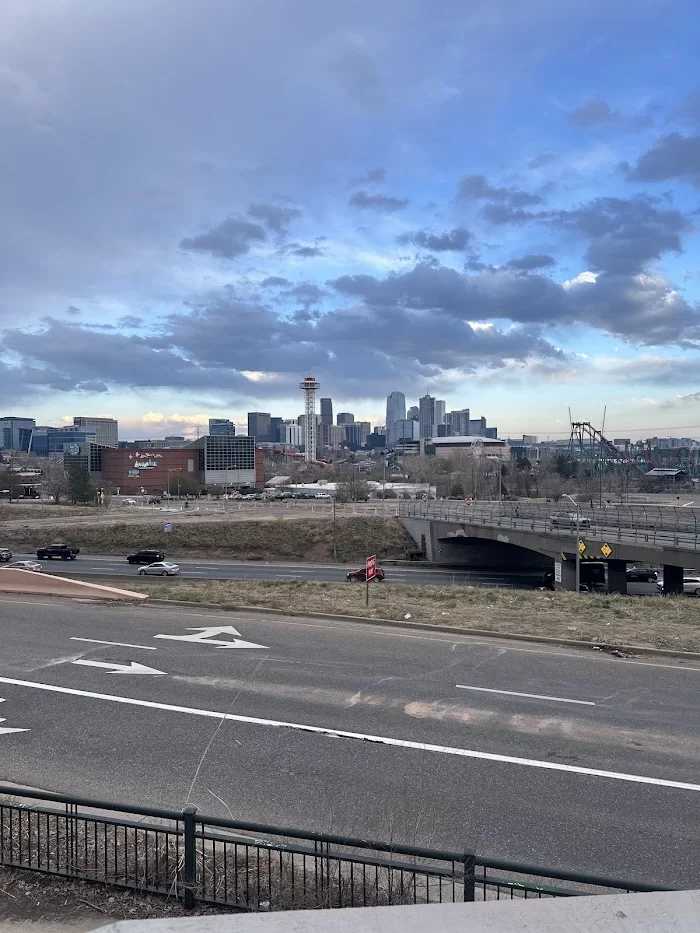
<box><xmin>0</xmin><ymin>676</ymin><xmax>696</xmax><ymax>792</ymax></box>
<box><xmin>71</xmin><ymin>637</ymin><xmax>157</xmax><ymax>651</ymax></box>
<box><xmin>456</xmin><ymin>684</ymin><xmax>595</xmax><ymax>706</ymax></box>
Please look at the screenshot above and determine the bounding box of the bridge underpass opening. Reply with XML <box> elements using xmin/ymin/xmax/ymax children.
<box><xmin>434</xmin><ymin>534</ymin><xmax>552</xmax><ymax>572</ymax></box>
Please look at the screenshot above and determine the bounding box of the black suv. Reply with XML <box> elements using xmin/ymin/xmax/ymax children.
<box><xmin>127</xmin><ymin>549</ymin><xmax>165</xmax><ymax>565</ymax></box>
<box><xmin>0</xmin><ymin>548</ymin><xmax>12</xmax><ymax>562</ymax></box>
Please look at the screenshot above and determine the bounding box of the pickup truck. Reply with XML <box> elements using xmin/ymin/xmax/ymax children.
<box><xmin>36</xmin><ymin>544</ymin><xmax>80</xmax><ymax>560</ymax></box>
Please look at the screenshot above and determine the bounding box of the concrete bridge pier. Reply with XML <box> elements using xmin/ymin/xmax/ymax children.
<box><xmin>662</xmin><ymin>564</ymin><xmax>684</xmax><ymax>595</ymax></box>
<box><xmin>607</xmin><ymin>560</ymin><xmax>627</xmax><ymax>595</ymax></box>
<box><xmin>554</xmin><ymin>561</ymin><xmax>577</xmax><ymax>592</ymax></box>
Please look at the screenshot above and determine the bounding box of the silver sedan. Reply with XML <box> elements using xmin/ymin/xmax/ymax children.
<box><xmin>3</xmin><ymin>560</ymin><xmax>43</xmax><ymax>572</ymax></box>
<box><xmin>138</xmin><ymin>561</ymin><xmax>180</xmax><ymax>576</ymax></box>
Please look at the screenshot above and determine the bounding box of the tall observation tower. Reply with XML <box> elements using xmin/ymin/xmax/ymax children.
<box><xmin>299</xmin><ymin>376</ymin><xmax>320</xmax><ymax>461</ymax></box>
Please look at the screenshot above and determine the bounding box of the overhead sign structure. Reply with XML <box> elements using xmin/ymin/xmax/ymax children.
<box><xmin>163</xmin><ymin>521</ymin><xmax>172</xmax><ymax>533</ymax></box>
<box><xmin>72</xmin><ymin>660</ymin><xmax>165</xmax><ymax>675</ymax></box>
<box><xmin>601</xmin><ymin>543</ymin><xmax>613</xmax><ymax>558</ymax></box>
<box><xmin>366</xmin><ymin>554</ymin><xmax>377</xmax><ymax>582</ymax></box>
<box><xmin>154</xmin><ymin>626</ymin><xmax>269</xmax><ymax>649</ymax></box>
<box><xmin>0</xmin><ymin>698</ymin><xmax>29</xmax><ymax>736</ymax></box>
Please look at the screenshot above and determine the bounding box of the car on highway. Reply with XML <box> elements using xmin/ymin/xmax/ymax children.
<box><xmin>549</xmin><ymin>511</ymin><xmax>592</xmax><ymax>529</ymax></box>
<box><xmin>138</xmin><ymin>561</ymin><xmax>180</xmax><ymax>576</ymax></box>
<box><xmin>0</xmin><ymin>548</ymin><xmax>12</xmax><ymax>562</ymax></box>
<box><xmin>346</xmin><ymin>567</ymin><xmax>386</xmax><ymax>582</ymax></box>
<box><xmin>314</xmin><ymin>492</ymin><xmax>333</xmax><ymax>499</ymax></box>
<box><xmin>626</xmin><ymin>567</ymin><xmax>658</xmax><ymax>583</ymax></box>
<box><xmin>655</xmin><ymin>575</ymin><xmax>700</xmax><ymax>596</ymax></box>
<box><xmin>36</xmin><ymin>544</ymin><xmax>80</xmax><ymax>560</ymax></box>
<box><xmin>3</xmin><ymin>560</ymin><xmax>43</xmax><ymax>572</ymax></box>
<box><xmin>127</xmin><ymin>549</ymin><xmax>166</xmax><ymax>565</ymax></box>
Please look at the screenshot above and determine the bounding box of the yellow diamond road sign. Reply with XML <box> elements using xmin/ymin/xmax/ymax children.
<box><xmin>578</xmin><ymin>540</ymin><xmax>587</xmax><ymax>554</ymax></box>
<box><xmin>601</xmin><ymin>543</ymin><xmax>612</xmax><ymax>558</ymax></box>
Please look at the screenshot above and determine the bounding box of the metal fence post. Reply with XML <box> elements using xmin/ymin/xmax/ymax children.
<box><xmin>182</xmin><ymin>806</ymin><xmax>198</xmax><ymax>909</ymax></box>
<box><xmin>462</xmin><ymin>851</ymin><xmax>476</xmax><ymax>902</ymax></box>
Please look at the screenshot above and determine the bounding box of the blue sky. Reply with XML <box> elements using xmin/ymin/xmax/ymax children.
<box><xmin>1</xmin><ymin>0</ymin><xmax>699</xmax><ymax>440</ymax></box>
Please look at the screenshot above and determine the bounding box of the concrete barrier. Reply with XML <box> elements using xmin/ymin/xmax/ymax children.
<box><xmin>0</xmin><ymin>568</ymin><xmax>148</xmax><ymax>601</ymax></box>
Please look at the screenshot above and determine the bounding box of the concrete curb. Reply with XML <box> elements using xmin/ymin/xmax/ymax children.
<box><xmin>142</xmin><ymin>596</ymin><xmax>700</xmax><ymax>662</ymax></box>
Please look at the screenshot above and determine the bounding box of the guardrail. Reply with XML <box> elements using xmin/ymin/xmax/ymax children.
<box><xmin>398</xmin><ymin>501</ymin><xmax>700</xmax><ymax>553</ymax></box>
<box><xmin>0</xmin><ymin>785</ymin><xmax>672</xmax><ymax>911</ymax></box>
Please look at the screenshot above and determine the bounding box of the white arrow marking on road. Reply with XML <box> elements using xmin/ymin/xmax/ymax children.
<box><xmin>153</xmin><ymin>626</ymin><xmax>269</xmax><ymax>649</ymax></box>
<box><xmin>72</xmin><ymin>660</ymin><xmax>166</xmax><ymax>675</ymax></box>
<box><xmin>0</xmin><ymin>699</ymin><xmax>29</xmax><ymax>735</ymax></box>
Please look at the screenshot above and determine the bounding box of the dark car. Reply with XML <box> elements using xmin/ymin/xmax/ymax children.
<box><xmin>626</xmin><ymin>567</ymin><xmax>658</xmax><ymax>583</ymax></box>
<box><xmin>346</xmin><ymin>567</ymin><xmax>386</xmax><ymax>582</ymax></box>
<box><xmin>36</xmin><ymin>544</ymin><xmax>79</xmax><ymax>560</ymax></box>
<box><xmin>127</xmin><ymin>549</ymin><xmax>165</xmax><ymax>565</ymax></box>
<box><xmin>0</xmin><ymin>548</ymin><xmax>12</xmax><ymax>562</ymax></box>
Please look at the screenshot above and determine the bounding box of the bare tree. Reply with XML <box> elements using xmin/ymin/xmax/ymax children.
<box><xmin>42</xmin><ymin>461</ymin><xmax>69</xmax><ymax>503</ymax></box>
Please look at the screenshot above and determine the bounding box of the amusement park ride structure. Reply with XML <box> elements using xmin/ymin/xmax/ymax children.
<box><xmin>567</xmin><ymin>421</ymin><xmax>700</xmax><ymax>477</ymax></box>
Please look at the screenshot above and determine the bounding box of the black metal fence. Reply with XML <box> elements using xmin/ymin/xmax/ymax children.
<box><xmin>0</xmin><ymin>784</ymin><xmax>673</xmax><ymax>911</ymax></box>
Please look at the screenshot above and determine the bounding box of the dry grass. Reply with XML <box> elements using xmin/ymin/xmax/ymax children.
<box><xmin>0</xmin><ymin>516</ymin><xmax>411</xmax><ymax>562</ymax></box>
<box><xmin>0</xmin><ymin>503</ymin><xmax>99</xmax><ymax>520</ymax></box>
<box><xmin>126</xmin><ymin>578</ymin><xmax>700</xmax><ymax>653</ymax></box>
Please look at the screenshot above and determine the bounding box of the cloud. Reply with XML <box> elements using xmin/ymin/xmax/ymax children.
<box><xmin>481</xmin><ymin>204</ymin><xmax>538</xmax><ymax>225</ymax></box>
<box><xmin>505</xmin><ymin>254</ymin><xmax>556</xmax><ymax>271</ymax></box>
<box><xmin>457</xmin><ymin>174</ymin><xmax>542</xmax><ymax>207</ymax></box>
<box><xmin>527</xmin><ymin>153</ymin><xmax>555</xmax><ymax>169</ymax></box>
<box><xmin>284</xmin><ymin>244</ymin><xmax>325</xmax><ymax>258</ymax></box>
<box><xmin>260</xmin><ymin>276</ymin><xmax>290</xmax><ymax>288</ymax></box>
<box><xmin>180</xmin><ymin>217</ymin><xmax>267</xmax><ymax>260</ymax></box>
<box><xmin>282</xmin><ymin>282</ymin><xmax>326</xmax><ymax>308</ymax></box>
<box><xmin>627</xmin><ymin>133</ymin><xmax>700</xmax><ymax>187</ymax></box>
<box><xmin>349</xmin><ymin>167</ymin><xmax>386</xmax><ymax>187</ymax></box>
<box><xmin>397</xmin><ymin>227</ymin><xmax>471</xmax><ymax>252</ymax></box>
<box><xmin>349</xmin><ymin>190</ymin><xmax>409</xmax><ymax>212</ymax></box>
<box><xmin>568</xmin><ymin>99</ymin><xmax>621</xmax><ymax>127</ymax></box>
<box><xmin>247</xmin><ymin>202</ymin><xmax>302</xmax><ymax>233</ymax></box>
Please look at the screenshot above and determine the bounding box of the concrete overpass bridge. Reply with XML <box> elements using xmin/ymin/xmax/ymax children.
<box><xmin>398</xmin><ymin>501</ymin><xmax>700</xmax><ymax>594</ymax></box>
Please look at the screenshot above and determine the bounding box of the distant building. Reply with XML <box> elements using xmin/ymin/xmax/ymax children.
<box><xmin>344</xmin><ymin>422</ymin><xmax>371</xmax><ymax>447</ymax></box>
<box><xmin>283</xmin><ymin>423</ymin><xmax>303</xmax><ymax>446</ymax></box>
<box><xmin>164</xmin><ymin>436</ymin><xmax>187</xmax><ymax>447</ymax></box>
<box><xmin>337</xmin><ymin>412</ymin><xmax>355</xmax><ymax>425</ymax></box>
<box><xmin>320</xmin><ymin>398</ymin><xmax>333</xmax><ymax>426</ymax></box>
<box><xmin>247</xmin><ymin>412</ymin><xmax>271</xmax><ymax>442</ymax></box>
<box><xmin>394</xmin><ymin>419</ymin><xmax>419</xmax><ymax>443</ymax></box>
<box><xmin>0</xmin><ymin>417</ymin><xmax>36</xmax><ymax>452</ymax></box>
<box><xmin>31</xmin><ymin>425</ymin><xmax>95</xmax><ymax>457</ymax></box>
<box><xmin>445</xmin><ymin>409</ymin><xmax>470</xmax><ymax>436</ymax></box>
<box><xmin>435</xmin><ymin>400</ymin><xmax>446</xmax><ymax>428</ymax></box>
<box><xmin>269</xmin><ymin>417</ymin><xmax>284</xmax><ymax>444</ymax></box>
<box><xmin>431</xmin><ymin>436</ymin><xmax>508</xmax><ymax>459</ymax></box>
<box><xmin>326</xmin><ymin>424</ymin><xmax>346</xmax><ymax>448</ymax></box>
<box><xmin>484</xmin><ymin>427</ymin><xmax>498</xmax><ymax>439</ymax></box>
<box><xmin>209</xmin><ymin>418</ymin><xmax>236</xmax><ymax>437</ymax></box>
<box><xmin>418</xmin><ymin>394</ymin><xmax>435</xmax><ymax>439</ymax></box>
<box><xmin>468</xmin><ymin>417</ymin><xmax>487</xmax><ymax>437</ymax></box>
<box><xmin>385</xmin><ymin>391</ymin><xmax>406</xmax><ymax>447</ymax></box>
<box><xmin>407</xmin><ymin>406</ymin><xmax>420</xmax><ymax>421</ymax></box>
<box><xmin>522</xmin><ymin>435</ymin><xmax>538</xmax><ymax>445</ymax></box>
<box><xmin>73</xmin><ymin>417</ymin><xmax>118</xmax><ymax>447</ymax></box>
<box><xmin>187</xmin><ymin>435</ymin><xmax>262</xmax><ymax>487</ymax></box>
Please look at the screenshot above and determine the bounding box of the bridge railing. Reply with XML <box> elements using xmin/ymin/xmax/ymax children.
<box><xmin>397</xmin><ymin>501</ymin><xmax>700</xmax><ymax>553</ymax></box>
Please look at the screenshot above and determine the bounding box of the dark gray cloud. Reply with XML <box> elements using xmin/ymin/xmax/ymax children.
<box><xmin>282</xmin><ymin>282</ymin><xmax>326</xmax><ymax>308</ymax></box>
<box><xmin>349</xmin><ymin>190</ymin><xmax>409</xmax><ymax>212</ymax></box>
<box><xmin>548</xmin><ymin>196</ymin><xmax>690</xmax><ymax>274</ymax></box>
<box><xmin>180</xmin><ymin>217</ymin><xmax>267</xmax><ymax>260</ymax></box>
<box><xmin>505</xmin><ymin>254</ymin><xmax>555</xmax><ymax>271</ymax></box>
<box><xmin>260</xmin><ymin>276</ymin><xmax>290</xmax><ymax>287</ymax></box>
<box><xmin>458</xmin><ymin>174</ymin><xmax>542</xmax><ymax>207</ymax></box>
<box><xmin>568</xmin><ymin>99</ymin><xmax>620</xmax><ymax>126</ymax></box>
<box><xmin>285</xmin><ymin>244</ymin><xmax>325</xmax><ymax>258</ymax></box>
<box><xmin>527</xmin><ymin>153</ymin><xmax>555</xmax><ymax>169</ymax></box>
<box><xmin>627</xmin><ymin>133</ymin><xmax>700</xmax><ymax>187</ymax></box>
<box><xmin>117</xmin><ymin>315</ymin><xmax>143</xmax><ymax>328</ymax></box>
<box><xmin>349</xmin><ymin>168</ymin><xmax>386</xmax><ymax>187</ymax></box>
<box><xmin>66</xmin><ymin>306</ymin><xmax>81</xmax><ymax>316</ymax></box>
<box><xmin>247</xmin><ymin>202</ymin><xmax>302</xmax><ymax>233</ymax></box>
<box><xmin>481</xmin><ymin>204</ymin><xmax>538</xmax><ymax>225</ymax></box>
<box><xmin>397</xmin><ymin>227</ymin><xmax>471</xmax><ymax>252</ymax></box>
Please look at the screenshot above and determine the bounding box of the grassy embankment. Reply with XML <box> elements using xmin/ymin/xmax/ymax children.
<box><xmin>128</xmin><ymin>578</ymin><xmax>700</xmax><ymax>653</ymax></box>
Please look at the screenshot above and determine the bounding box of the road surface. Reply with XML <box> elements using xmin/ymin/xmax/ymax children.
<box><xmin>8</xmin><ymin>553</ymin><xmax>548</xmax><ymax>589</ymax></box>
<box><xmin>0</xmin><ymin>596</ymin><xmax>698</xmax><ymax>887</ymax></box>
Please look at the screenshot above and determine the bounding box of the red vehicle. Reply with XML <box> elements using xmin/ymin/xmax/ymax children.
<box><xmin>346</xmin><ymin>567</ymin><xmax>385</xmax><ymax>582</ymax></box>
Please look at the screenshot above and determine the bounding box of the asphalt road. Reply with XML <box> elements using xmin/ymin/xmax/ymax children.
<box><xmin>9</xmin><ymin>552</ymin><xmax>546</xmax><ymax>589</ymax></box>
<box><xmin>1</xmin><ymin>595</ymin><xmax>698</xmax><ymax>888</ymax></box>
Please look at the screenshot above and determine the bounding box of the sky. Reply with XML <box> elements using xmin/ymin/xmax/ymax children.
<box><xmin>1</xmin><ymin>0</ymin><xmax>700</xmax><ymax>441</ymax></box>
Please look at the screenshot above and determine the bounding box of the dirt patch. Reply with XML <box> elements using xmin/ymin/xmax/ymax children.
<box><xmin>128</xmin><ymin>579</ymin><xmax>700</xmax><ymax>653</ymax></box>
<box><xmin>0</xmin><ymin>517</ymin><xmax>411</xmax><ymax>563</ymax></box>
<box><xmin>0</xmin><ymin>865</ymin><xmax>235</xmax><ymax>926</ymax></box>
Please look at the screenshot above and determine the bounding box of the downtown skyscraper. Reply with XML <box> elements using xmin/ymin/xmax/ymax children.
<box><xmin>385</xmin><ymin>391</ymin><xmax>406</xmax><ymax>446</ymax></box>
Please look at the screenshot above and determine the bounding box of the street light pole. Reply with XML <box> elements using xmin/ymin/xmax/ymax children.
<box><xmin>563</xmin><ymin>492</ymin><xmax>581</xmax><ymax>593</ymax></box>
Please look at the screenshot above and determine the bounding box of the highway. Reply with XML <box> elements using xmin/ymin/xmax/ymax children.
<box><xmin>8</xmin><ymin>552</ymin><xmax>547</xmax><ymax>588</ymax></box>
<box><xmin>0</xmin><ymin>596</ymin><xmax>698</xmax><ymax>888</ymax></box>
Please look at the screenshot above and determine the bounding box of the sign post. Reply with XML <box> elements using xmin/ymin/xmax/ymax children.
<box><xmin>365</xmin><ymin>554</ymin><xmax>376</xmax><ymax>608</ymax></box>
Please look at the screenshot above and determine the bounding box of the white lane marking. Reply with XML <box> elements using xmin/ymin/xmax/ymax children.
<box><xmin>0</xmin><ymin>698</ymin><xmax>29</xmax><ymax>735</ymax></box>
<box><xmin>154</xmin><ymin>626</ymin><xmax>268</xmax><ymax>649</ymax></box>
<box><xmin>71</xmin><ymin>638</ymin><xmax>157</xmax><ymax>651</ymax></box>
<box><xmin>0</xmin><ymin>677</ymin><xmax>697</xmax><ymax>792</ymax></box>
<box><xmin>72</xmin><ymin>660</ymin><xmax>166</xmax><ymax>675</ymax></box>
<box><xmin>456</xmin><ymin>684</ymin><xmax>595</xmax><ymax>706</ymax></box>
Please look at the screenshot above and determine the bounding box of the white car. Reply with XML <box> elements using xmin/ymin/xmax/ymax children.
<box><xmin>656</xmin><ymin>575</ymin><xmax>700</xmax><ymax>596</ymax></box>
<box><xmin>549</xmin><ymin>511</ymin><xmax>592</xmax><ymax>529</ymax></box>
<box><xmin>314</xmin><ymin>493</ymin><xmax>332</xmax><ymax>499</ymax></box>
<box><xmin>138</xmin><ymin>561</ymin><xmax>180</xmax><ymax>576</ymax></box>
<box><xmin>4</xmin><ymin>560</ymin><xmax>43</xmax><ymax>572</ymax></box>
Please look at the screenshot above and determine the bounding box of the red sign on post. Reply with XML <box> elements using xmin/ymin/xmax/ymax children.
<box><xmin>365</xmin><ymin>554</ymin><xmax>377</xmax><ymax>581</ymax></box>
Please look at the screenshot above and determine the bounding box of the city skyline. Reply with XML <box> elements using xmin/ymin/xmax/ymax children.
<box><xmin>1</xmin><ymin>1</ymin><xmax>699</xmax><ymax>442</ymax></box>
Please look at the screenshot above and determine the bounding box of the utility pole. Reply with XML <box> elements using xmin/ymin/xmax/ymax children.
<box><xmin>332</xmin><ymin>496</ymin><xmax>337</xmax><ymax>560</ymax></box>
<box><xmin>563</xmin><ymin>492</ymin><xmax>581</xmax><ymax>593</ymax></box>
